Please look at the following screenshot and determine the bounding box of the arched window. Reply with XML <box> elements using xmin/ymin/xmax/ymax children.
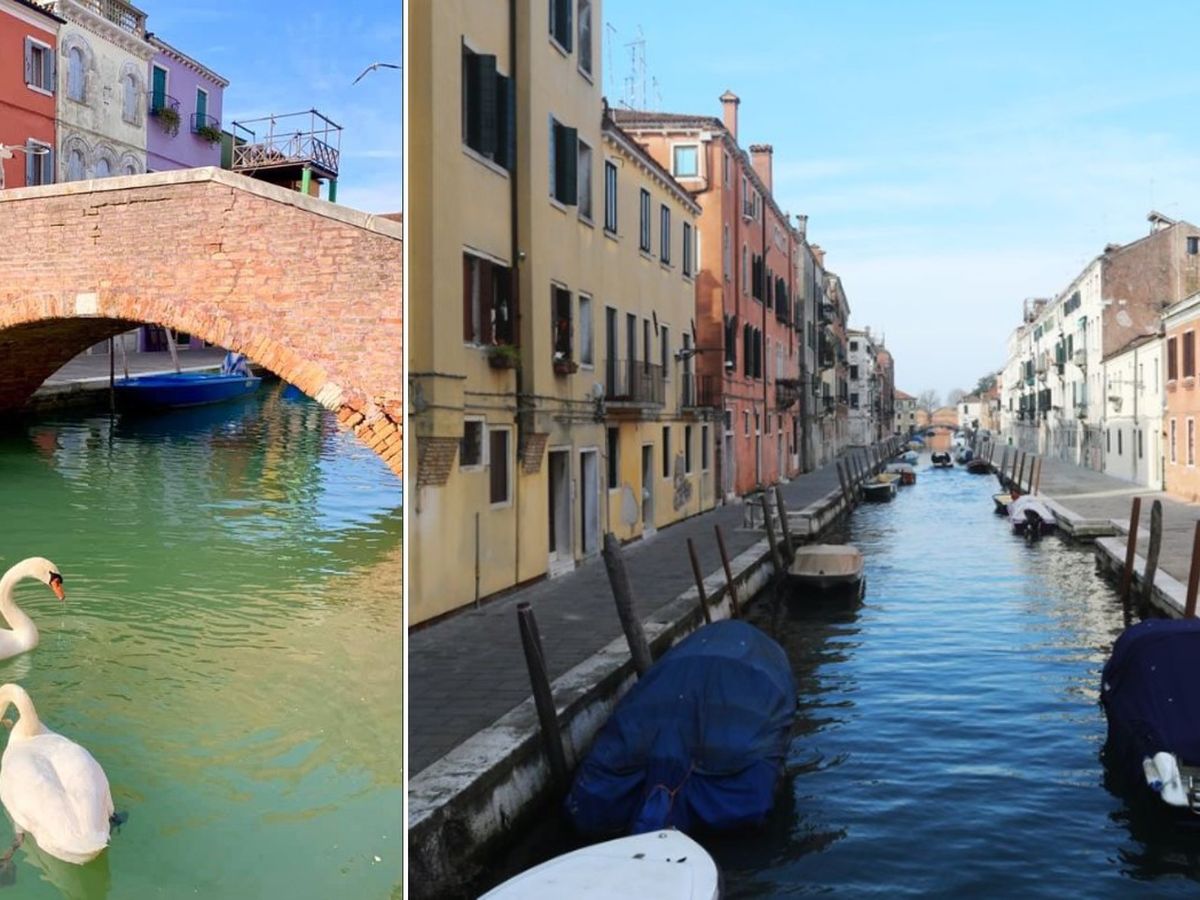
<box><xmin>121</xmin><ymin>74</ymin><xmax>137</xmax><ymax>124</ymax></box>
<box><xmin>67</xmin><ymin>47</ymin><xmax>85</xmax><ymax>102</ymax></box>
<box><xmin>93</xmin><ymin>157</ymin><xmax>110</xmax><ymax>178</ymax></box>
<box><xmin>67</xmin><ymin>149</ymin><xmax>85</xmax><ymax>182</ymax></box>
<box><xmin>123</xmin><ymin>163</ymin><xmax>136</xmax><ymax>176</ymax></box>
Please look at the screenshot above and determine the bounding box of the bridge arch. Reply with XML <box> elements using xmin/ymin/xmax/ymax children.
<box><xmin>0</xmin><ymin>168</ymin><xmax>402</xmax><ymax>476</ymax></box>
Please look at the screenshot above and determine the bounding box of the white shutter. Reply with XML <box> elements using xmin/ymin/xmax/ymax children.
<box><xmin>42</xmin><ymin>150</ymin><xmax>54</xmax><ymax>185</ymax></box>
<box><xmin>25</xmin><ymin>152</ymin><xmax>35</xmax><ymax>186</ymax></box>
<box><xmin>24</xmin><ymin>38</ymin><xmax>33</xmax><ymax>85</ymax></box>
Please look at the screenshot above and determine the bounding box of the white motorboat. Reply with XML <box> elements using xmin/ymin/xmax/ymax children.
<box><xmin>1008</xmin><ymin>495</ymin><xmax>1055</xmax><ymax>535</ymax></box>
<box><xmin>784</xmin><ymin>543</ymin><xmax>864</xmax><ymax>595</ymax></box>
<box><xmin>479</xmin><ymin>830</ymin><xmax>720</xmax><ymax>899</ymax></box>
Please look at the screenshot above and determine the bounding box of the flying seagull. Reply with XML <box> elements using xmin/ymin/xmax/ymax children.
<box><xmin>353</xmin><ymin>62</ymin><xmax>401</xmax><ymax>85</ymax></box>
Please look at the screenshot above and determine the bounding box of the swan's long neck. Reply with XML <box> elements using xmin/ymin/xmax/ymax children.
<box><xmin>0</xmin><ymin>684</ymin><xmax>43</xmax><ymax>739</ymax></box>
<box><xmin>0</xmin><ymin>561</ymin><xmax>40</xmax><ymax>646</ymax></box>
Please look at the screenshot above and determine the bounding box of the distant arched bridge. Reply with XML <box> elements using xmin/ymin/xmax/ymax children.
<box><xmin>0</xmin><ymin>168</ymin><xmax>402</xmax><ymax>477</ymax></box>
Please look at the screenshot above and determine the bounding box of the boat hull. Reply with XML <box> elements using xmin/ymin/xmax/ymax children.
<box><xmin>115</xmin><ymin>373</ymin><xmax>262</xmax><ymax>409</ymax></box>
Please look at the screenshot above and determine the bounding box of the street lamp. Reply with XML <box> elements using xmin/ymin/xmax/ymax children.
<box><xmin>0</xmin><ymin>142</ymin><xmax>51</xmax><ymax>190</ymax></box>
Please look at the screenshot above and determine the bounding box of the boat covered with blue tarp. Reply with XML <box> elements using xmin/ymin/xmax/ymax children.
<box><xmin>1101</xmin><ymin>617</ymin><xmax>1200</xmax><ymax>814</ymax></box>
<box><xmin>565</xmin><ymin>619</ymin><xmax>796</xmax><ymax>837</ymax></box>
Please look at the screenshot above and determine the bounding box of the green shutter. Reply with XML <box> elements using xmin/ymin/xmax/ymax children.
<box><xmin>151</xmin><ymin>66</ymin><xmax>167</xmax><ymax>109</ymax></box>
<box><xmin>556</xmin><ymin>123</ymin><xmax>577</xmax><ymax>205</ymax></box>
<box><xmin>195</xmin><ymin>88</ymin><xmax>207</xmax><ymax>122</ymax></box>
<box><xmin>495</xmin><ymin>72</ymin><xmax>515</xmax><ymax>171</ymax></box>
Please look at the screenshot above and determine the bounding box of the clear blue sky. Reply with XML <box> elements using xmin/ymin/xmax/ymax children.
<box><xmin>604</xmin><ymin>0</ymin><xmax>1200</xmax><ymax>399</ymax></box>
<box><xmin>140</xmin><ymin>0</ymin><xmax>402</xmax><ymax>214</ymax></box>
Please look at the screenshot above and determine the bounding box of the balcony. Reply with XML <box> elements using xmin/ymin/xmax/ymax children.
<box><xmin>231</xmin><ymin>110</ymin><xmax>342</xmax><ymax>183</ymax></box>
<box><xmin>191</xmin><ymin>113</ymin><xmax>222</xmax><ymax>144</ymax></box>
<box><xmin>775</xmin><ymin>378</ymin><xmax>801</xmax><ymax>410</ymax></box>
<box><xmin>148</xmin><ymin>94</ymin><xmax>180</xmax><ymax>135</ymax></box>
<box><xmin>605</xmin><ymin>360</ymin><xmax>664</xmax><ymax>410</ymax></box>
<box><xmin>819</xmin><ymin>302</ymin><xmax>834</xmax><ymax>324</ymax></box>
<box><xmin>680</xmin><ymin>373</ymin><xmax>719</xmax><ymax>409</ymax></box>
<box><xmin>74</xmin><ymin>0</ymin><xmax>146</xmax><ymax>36</ymax></box>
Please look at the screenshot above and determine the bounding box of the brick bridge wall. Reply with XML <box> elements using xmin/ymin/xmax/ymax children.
<box><xmin>0</xmin><ymin>168</ymin><xmax>402</xmax><ymax>477</ymax></box>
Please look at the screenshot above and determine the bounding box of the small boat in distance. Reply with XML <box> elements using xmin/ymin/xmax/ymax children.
<box><xmin>900</xmin><ymin>450</ymin><xmax>919</xmax><ymax>465</ymax></box>
<box><xmin>863</xmin><ymin>475</ymin><xmax>898</xmax><ymax>502</ymax></box>
<box><xmin>931</xmin><ymin>451</ymin><xmax>953</xmax><ymax>468</ymax></box>
<box><xmin>966</xmin><ymin>458</ymin><xmax>991</xmax><ymax>475</ymax></box>
<box><xmin>480</xmin><ymin>830</ymin><xmax>720</xmax><ymax>900</ymax></box>
<box><xmin>993</xmin><ymin>492</ymin><xmax>1014</xmax><ymax>515</ymax></box>
<box><xmin>1008</xmin><ymin>495</ymin><xmax>1055</xmax><ymax>537</ymax></box>
<box><xmin>785</xmin><ymin>544</ymin><xmax>865</xmax><ymax>598</ymax></box>
<box><xmin>886</xmin><ymin>462</ymin><xmax>916</xmax><ymax>485</ymax></box>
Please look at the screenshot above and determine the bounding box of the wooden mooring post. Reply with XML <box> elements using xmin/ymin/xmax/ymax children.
<box><xmin>601</xmin><ymin>532</ymin><xmax>653</xmax><ymax>676</ymax></box>
<box><xmin>1016</xmin><ymin>453</ymin><xmax>1026</xmax><ymax>491</ymax></box>
<box><xmin>836</xmin><ymin>459</ymin><xmax>852</xmax><ymax>509</ymax></box>
<box><xmin>1033</xmin><ymin>457</ymin><xmax>1043</xmax><ymax>495</ymax></box>
<box><xmin>714</xmin><ymin>525</ymin><xmax>741</xmax><ymax>618</ymax></box>
<box><xmin>516</xmin><ymin>602</ymin><xmax>568</xmax><ymax>791</ymax></box>
<box><xmin>774</xmin><ymin>487</ymin><xmax>794</xmax><ymax>565</ymax></box>
<box><xmin>1141</xmin><ymin>500</ymin><xmax>1164</xmax><ymax>610</ymax></box>
<box><xmin>1185</xmin><ymin>521</ymin><xmax>1200</xmax><ymax>618</ymax></box>
<box><xmin>686</xmin><ymin>538</ymin><xmax>712</xmax><ymax>625</ymax></box>
<box><xmin>1120</xmin><ymin>497</ymin><xmax>1142</xmax><ymax>604</ymax></box>
<box><xmin>762</xmin><ymin>490</ymin><xmax>786</xmax><ymax>582</ymax></box>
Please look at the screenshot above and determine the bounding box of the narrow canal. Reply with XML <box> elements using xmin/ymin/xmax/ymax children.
<box><xmin>0</xmin><ymin>385</ymin><xmax>402</xmax><ymax>899</ymax></box>
<box><xmin>485</xmin><ymin>456</ymin><xmax>1200</xmax><ymax>897</ymax></box>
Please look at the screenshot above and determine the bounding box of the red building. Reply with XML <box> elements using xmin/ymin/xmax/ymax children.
<box><xmin>0</xmin><ymin>0</ymin><xmax>60</xmax><ymax>189</ymax></box>
<box><xmin>615</xmin><ymin>93</ymin><xmax>804</xmax><ymax>498</ymax></box>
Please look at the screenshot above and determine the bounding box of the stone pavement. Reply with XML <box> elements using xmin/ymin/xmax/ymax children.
<box><xmin>409</xmin><ymin>459</ymin><xmax>844</xmax><ymax>775</ymax></box>
<box><xmin>1009</xmin><ymin>454</ymin><xmax>1200</xmax><ymax>586</ymax></box>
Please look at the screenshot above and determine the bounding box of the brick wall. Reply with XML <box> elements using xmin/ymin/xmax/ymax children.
<box><xmin>0</xmin><ymin>168</ymin><xmax>403</xmax><ymax>477</ymax></box>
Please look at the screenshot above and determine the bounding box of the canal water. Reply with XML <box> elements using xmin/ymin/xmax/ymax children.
<box><xmin>0</xmin><ymin>385</ymin><xmax>402</xmax><ymax>899</ymax></box>
<box><xmin>486</xmin><ymin>456</ymin><xmax>1200</xmax><ymax>897</ymax></box>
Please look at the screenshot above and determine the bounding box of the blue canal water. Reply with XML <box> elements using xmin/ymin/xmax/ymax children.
<box><xmin>0</xmin><ymin>385</ymin><xmax>402</xmax><ymax>899</ymax></box>
<box><xmin>714</xmin><ymin>460</ymin><xmax>1196</xmax><ymax>897</ymax></box>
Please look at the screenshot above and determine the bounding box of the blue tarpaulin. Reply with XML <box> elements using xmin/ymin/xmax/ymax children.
<box><xmin>1101</xmin><ymin>618</ymin><xmax>1200</xmax><ymax>787</ymax></box>
<box><xmin>565</xmin><ymin>619</ymin><xmax>796</xmax><ymax>837</ymax></box>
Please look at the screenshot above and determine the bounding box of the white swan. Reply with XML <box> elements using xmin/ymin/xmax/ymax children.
<box><xmin>0</xmin><ymin>558</ymin><xmax>65</xmax><ymax>660</ymax></box>
<box><xmin>0</xmin><ymin>684</ymin><xmax>113</xmax><ymax>865</ymax></box>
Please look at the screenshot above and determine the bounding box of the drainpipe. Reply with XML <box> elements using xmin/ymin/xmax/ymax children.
<box><xmin>509</xmin><ymin>0</ymin><xmax>522</xmax><ymax>587</ymax></box>
<box><xmin>761</xmin><ymin>190</ymin><xmax>768</xmax><ymax>486</ymax></box>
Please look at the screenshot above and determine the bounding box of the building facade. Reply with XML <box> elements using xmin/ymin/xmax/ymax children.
<box><xmin>144</xmin><ymin>34</ymin><xmax>226</xmax><ymax>172</ymax></box>
<box><xmin>894</xmin><ymin>389</ymin><xmax>917</xmax><ymax>436</ymax></box>
<box><xmin>408</xmin><ymin>0</ymin><xmax>714</xmax><ymax>624</ymax></box>
<box><xmin>1102</xmin><ymin>333</ymin><xmax>1162</xmax><ymax>489</ymax></box>
<box><xmin>1</xmin><ymin>0</ymin><xmax>60</xmax><ymax>189</ymax></box>
<box><xmin>1163</xmin><ymin>294</ymin><xmax>1200</xmax><ymax>499</ymax></box>
<box><xmin>819</xmin><ymin>264</ymin><xmax>851</xmax><ymax>460</ymax></box>
<box><xmin>847</xmin><ymin>328</ymin><xmax>875</xmax><ymax>445</ymax></box>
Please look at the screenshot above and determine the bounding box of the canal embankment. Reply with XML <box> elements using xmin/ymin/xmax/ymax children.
<box><xmin>407</xmin><ymin>439</ymin><xmax>902</xmax><ymax>897</ymax></box>
<box><xmin>26</xmin><ymin>348</ymin><xmax>230</xmax><ymax>411</ymax></box>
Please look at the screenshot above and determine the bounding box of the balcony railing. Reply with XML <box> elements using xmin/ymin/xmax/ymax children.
<box><xmin>191</xmin><ymin>113</ymin><xmax>222</xmax><ymax>141</ymax></box>
<box><xmin>819</xmin><ymin>302</ymin><xmax>834</xmax><ymax>324</ymax></box>
<box><xmin>231</xmin><ymin>110</ymin><xmax>342</xmax><ymax>179</ymax></box>
<box><xmin>605</xmin><ymin>360</ymin><xmax>664</xmax><ymax>407</ymax></box>
<box><xmin>148</xmin><ymin>94</ymin><xmax>180</xmax><ymax>134</ymax></box>
<box><xmin>775</xmin><ymin>378</ymin><xmax>801</xmax><ymax>410</ymax></box>
<box><xmin>680</xmin><ymin>373</ymin><xmax>719</xmax><ymax>409</ymax></box>
<box><xmin>75</xmin><ymin>0</ymin><xmax>146</xmax><ymax>36</ymax></box>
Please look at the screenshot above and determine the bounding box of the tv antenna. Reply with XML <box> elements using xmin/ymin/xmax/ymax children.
<box><xmin>623</xmin><ymin>26</ymin><xmax>647</xmax><ymax>110</ymax></box>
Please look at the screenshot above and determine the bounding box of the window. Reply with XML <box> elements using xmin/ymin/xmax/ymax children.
<box><xmin>1190</xmin><ymin>419</ymin><xmax>1196</xmax><ymax>467</ymax></box>
<box><xmin>1189</xmin><ymin>236</ymin><xmax>1199</xmax><ymax>255</ymax></box>
<box><xmin>662</xmin><ymin>427</ymin><xmax>671</xmax><ymax>478</ymax></box>
<box><xmin>194</xmin><ymin>87</ymin><xmax>208</xmax><ymax>129</ymax></box>
<box><xmin>122</xmin><ymin>74</ymin><xmax>138</xmax><ymax>124</ymax></box>
<box><xmin>744</xmin><ymin>410</ymin><xmax>750</xmax><ymax>436</ymax></box>
<box><xmin>660</xmin><ymin>325</ymin><xmax>670</xmax><ymax>377</ymax></box>
<box><xmin>150</xmin><ymin>63</ymin><xmax>167</xmax><ymax>111</ymax></box>
<box><xmin>660</xmin><ymin>205</ymin><xmax>671</xmax><ymax>264</ymax></box>
<box><xmin>489</xmin><ymin>428</ymin><xmax>511</xmax><ymax>503</ymax></box>
<box><xmin>701</xmin><ymin>425</ymin><xmax>710</xmax><ymax>470</ymax></box>
<box><xmin>743</xmin><ymin>323</ymin><xmax>752</xmax><ymax>377</ymax></box>
<box><xmin>607</xmin><ymin>427</ymin><xmax>619</xmax><ymax>487</ymax></box>
<box><xmin>722</xmin><ymin>226</ymin><xmax>730</xmax><ymax>281</ymax></box>
<box><xmin>462</xmin><ymin>252</ymin><xmax>515</xmax><ymax>345</ymax></box>
<box><xmin>742</xmin><ymin>244</ymin><xmax>748</xmax><ymax>294</ymax></box>
<box><xmin>66</xmin><ymin>148</ymin><xmax>84</xmax><ymax>182</ymax></box>
<box><xmin>24</xmin><ymin>141</ymin><xmax>53</xmax><ymax>186</ymax></box>
<box><xmin>552</xmin><ymin>284</ymin><xmax>573</xmax><ymax>365</ymax></box>
<box><xmin>682</xmin><ymin>222</ymin><xmax>693</xmax><ymax>277</ymax></box>
<box><xmin>577</xmin><ymin>140</ymin><xmax>593</xmax><ymax>220</ymax></box>
<box><xmin>461</xmin><ymin>419</ymin><xmax>484</xmax><ymax>468</ymax></box>
<box><xmin>577</xmin><ymin>0</ymin><xmax>592</xmax><ymax>74</ymax></box>
<box><xmin>604</xmin><ymin>160</ymin><xmax>617</xmax><ymax>233</ymax></box>
<box><xmin>549</xmin><ymin>0</ymin><xmax>572</xmax><ymax>51</ymax></box>
<box><xmin>1186</xmin><ymin>331</ymin><xmax>1196</xmax><ymax>378</ymax></box>
<box><xmin>672</xmin><ymin>144</ymin><xmax>698</xmax><ymax>178</ymax></box>
<box><xmin>850</xmin><ymin>364</ymin><xmax>859</xmax><ymax>380</ymax></box>
<box><xmin>723</xmin><ymin>151</ymin><xmax>729</xmax><ymax>186</ymax></box>
<box><xmin>753</xmin><ymin>329</ymin><xmax>762</xmax><ymax>379</ymax></box>
<box><xmin>1168</xmin><ymin>336</ymin><xmax>1178</xmax><ymax>380</ymax></box>
<box><xmin>1138</xmin><ymin>429</ymin><xmax>1144</xmax><ymax>460</ymax></box>
<box><xmin>851</xmin><ymin>392</ymin><xmax>859</xmax><ymax>409</ymax></box>
<box><xmin>1117</xmin><ymin>429</ymin><xmax>1122</xmax><ymax>456</ymax></box>
<box><xmin>462</xmin><ymin>46</ymin><xmax>514</xmax><ymax>170</ymax></box>
<box><xmin>850</xmin><ymin>340</ymin><xmax>859</xmax><ymax>352</ymax></box>
<box><xmin>23</xmin><ymin>39</ymin><xmax>53</xmax><ymax>93</ymax></box>
<box><xmin>684</xmin><ymin>425</ymin><xmax>693</xmax><ymax>474</ymax></box>
<box><xmin>579</xmin><ymin>294</ymin><xmax>593</xmax><ymax>366</ymax></box>
<box><xmin>638</xmin><ymin>189</ymin><xmax>651</xmax><ymax>252</ymax></box>
<box><xmin>1171</xmin><ymin>418</ymin><xmax>1178</xmax><ymax>464</ymax></box>
<box><xmin>67</xmin><ymin>47</ymin><xmax>86</xmax><ymax>102</ymax></box>
<box><xmin>94</xmin><ymin>157</ymin><xmax>110</xmax><ymax>178</ymax></box>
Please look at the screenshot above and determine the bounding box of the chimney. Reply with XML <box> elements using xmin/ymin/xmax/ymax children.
<box><xmin>749</xmin><ymin>144</ymin><xmax>773</xmax><ymax>193</ymax></box>
<box><xmin>719</xmin><ymin>90</ymin><xmax>739</xmax><ymax>141</ymax></box>
<box><xmin>1148</xmin><ymin>210</ymin><xmax>1176</xmax><ymax>234</ymax></box>
<box><xmin>795</xmin><ymin>214</ymin><xmax>808</xmax><ymax>241</ymax></box>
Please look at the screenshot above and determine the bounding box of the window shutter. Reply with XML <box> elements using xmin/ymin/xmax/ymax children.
<box><xmin>42</xmin><ymin>149</ymin><xmax>54</xmax><ymax>185</ymax></box>
<box><xmin>496</xmin><ymin>73</ymin><xmax>515</xmax><ymax>171</ymax></box>
<box><xmin>481</xmin><ymin>259</ymin><xmax>495</xmax><ymax>345</ymax></box>
<box><xmin>554</xmin><ymin>0</ymin><xmax>573</xmax><ymax>51</ymax></box>
<box><xmin>45</xmin><ymin>49</ymin><xmax>55</xmax><ymax>93</ymax></box>
<box><xmin>463</xmin><ymin>254</ymin><xmax>474</xmax><ymax>342</ymax></box>
<box><xmin>466</xmin><ymin>53</ymin><xmax>498</xmax><ymax>159</ymax></box>
<box><xmin>556</xmin><ymin>124</ymin><xmax>578</xmax><ymax>205</ymax></box>
<box><xmin>25</xmin><ymin>152</ymin><xmax>35</xmax><ymax>187</ymax></box>
<box><xmin>24</xmin><ymin>38</ymin><xmax>33</xmax><ymax>85</ymax></box>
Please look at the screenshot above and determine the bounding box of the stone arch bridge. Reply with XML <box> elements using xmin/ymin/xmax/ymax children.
<box><xmin>0</xmin><ymin>168</ymin><xmax>402</xmax><ymax>477</ymax></box>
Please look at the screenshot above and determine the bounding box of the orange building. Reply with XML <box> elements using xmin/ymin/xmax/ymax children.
<box><xmin>614</xmin><ymin>93</ymin><xmax>805</xmax><ymax>498</ymax></box>
<box><xmin>0</xmin><ymin>0</ymin><xmax>60</xmax><ymax>189</ymax></box>
<box><xmin>1164</xmin><ymin>292</ymin><xmax>1200</xmax><ymax>501</ymax></box>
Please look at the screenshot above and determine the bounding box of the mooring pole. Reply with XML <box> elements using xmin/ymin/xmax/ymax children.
<box><xmin>516</xmin><ymin>602</ymin><xmax>568</xmax><ymax>791</ymax></box>
<box><xmin>1034</xmin><ymin>457</ymin><xmax>1043</xmax><ymax>495</ymax></box>
<box><xmin>1016</xmin><ymin>453</ymin><xmax>1026</xmax><ymax>491</ymax></box>
<box><xmin>715</xmin><ymin>524</ymin><xmax>741</xmax><ymax>618</ymax></box>
<box><xmin>774</xmin><ymin>486</ymin><xmax>794</xmax><ymax>566</ymax></box>
<box><xmin>762</xmin><ymin>490</ymin><xmax>785</xmax><ymax>580</ymax></box>
<box><xmin>1120</xmin><ymin>497</ymin><xmax>1142</xmax><ymax>604</ymax></box>
<box><xmin>108</xmin><ymin>337</ymin><xmax>115</xmax><ymax>413</ymax></box>
<box><xmin>836</xmin><ymin>459</ymin><xmax>851</xmax><ymax>510</ymax></box>
<box><xmin>601</xmin><ymin>532</ymin><xmax>653</xmax><ymax>676</ymax></box>
<box><xmin>1185</xmin><ymin>521</ymin><xmax>1200</xmax><ymax>618</ymax></box>
<box><xmin>686</xmin><ymin>537</ymin><xmax>712</xmax><ymax>625</ymax></box>
<box><xmin>1141</xmin><ymin>500</ymin><xmax>1164</xmax><ymax>610</ymax></box>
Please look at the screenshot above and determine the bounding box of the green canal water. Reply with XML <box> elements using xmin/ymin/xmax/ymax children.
<box><xmin>0</xmin><ymin>385</ymin><xmax>402</xmax><ymax>899</ymax></box>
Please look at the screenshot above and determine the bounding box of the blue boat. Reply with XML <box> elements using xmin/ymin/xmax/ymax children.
<box><xmin>1101</xmin><ymin>618</ymin><xmax>1200</xmax><ymax>816</ymax></box>
<box><xmin>114</xmin><ymin>372</ymin><xmax>262</xmax><ymax>409</ymax></box>
<box><xmin>565</xmin><ymin>619</ymin><xmax>796</xmax><ymax>837</ymax></box>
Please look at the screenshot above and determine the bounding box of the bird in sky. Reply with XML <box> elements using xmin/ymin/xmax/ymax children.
<box><xmin>353</xmin><ymin>62</ymin><xmax>401</xmax><ymax>85</ymax></box>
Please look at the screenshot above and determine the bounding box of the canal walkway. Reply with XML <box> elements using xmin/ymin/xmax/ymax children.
<box><xmin>409</xmin><ymin>458</ymin><xmax>844</xmax><ymax>776</ymax></box>
<box><xmin>31</xmin><ymin>349</ymin><xmax>228</xmax><ymax>407</ymax></box>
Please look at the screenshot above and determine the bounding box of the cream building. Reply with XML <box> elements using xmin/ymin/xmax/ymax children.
<box><xmin>1101</xmin><ymin>334</ymin><xmax>1162</xmax><ymax>489</ymax></box>
<box><xmin>408</xmin><ymin>0</ymin><xmax>711</xmax><ymax>624</ymax></box>
<box><xmin>44</xmin><ymin>0</ymin><xmax>152</xmax><ymax>181</ymax></box>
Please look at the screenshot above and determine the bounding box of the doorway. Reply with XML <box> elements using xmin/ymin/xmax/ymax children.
<box><xmin>580</xmin><ymin>449</ymin><xmax>599</xmax><ymax>557</ymax></box>
<box><xmin>641</xmin><ymin>443</ymin><xmax>655</xmax><ymax>535</ymax></box>
<box><xmin>548</xmin><ymin>449</ymin><xmax>572</xmax><ymax>575</ymax></box>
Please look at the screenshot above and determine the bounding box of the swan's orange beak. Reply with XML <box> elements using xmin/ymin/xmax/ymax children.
<box><xmin>49</xmin><ymin>576</ymin><xmax>64</xmax><ymax>601</ymax></box>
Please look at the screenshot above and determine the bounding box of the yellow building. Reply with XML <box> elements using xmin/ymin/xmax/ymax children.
<box><xmin>408</xmin><ymin>0</ymin><xmax>713</xmax><ymax>624</ymax></box>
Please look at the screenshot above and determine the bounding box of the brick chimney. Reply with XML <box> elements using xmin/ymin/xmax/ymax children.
<box><xmin>749</xmin><ymin>144</ymin><xmax>773</xmax><ymax>193</ymax></box>
<box><xmin>720</xmin><ymin>90</ymin><xmax>739</xmax><ymax>141</ymax></box>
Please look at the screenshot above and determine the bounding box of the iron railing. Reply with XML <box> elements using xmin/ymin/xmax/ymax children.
<box><xmin>776</xmin><ymin>378</ymin><xmax>801</xmax><ymax>410</ymax></box>
<box><xmin>606</xmin><ymin>360</ymin><xmax>664</xmax><ymax>407</ymax></box>
<box><xmin>680</xmin><ymin>373</ymin><xmax>719</xmax><ymax>409</ymax></box>
<box><xmin>191</xmin><ymin>112</ymin><xmax>221</xmax><ymax>137</ymax></box>
<box><xmin>230</xmin><ymin>110</ymin><xmax>342</xmax><ymax>178</ymax></box>
<box><xmin>75</xmin><ymin>0</ymin><xmax>145</xmax><ymax>35</ymax></box>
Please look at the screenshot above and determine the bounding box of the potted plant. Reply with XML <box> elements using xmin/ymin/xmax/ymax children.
<box><xmin>552</xmin><ymin>353</ymin><xmax>578</xmax><ymax>375</ymax></box>
<box><xmin>155</xmin><ymin>105</ymin><xmax>180</xmax><ymax>135</ymax></box>
<box><xmin>196</xmin><ymin>123</ymin><xmax>222</xmax><ymax>144</ymax></box>
<box><xmin>487</xmin><ymin>344</ymin><xmax>520</xmax><ymax>370</ymax></box>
